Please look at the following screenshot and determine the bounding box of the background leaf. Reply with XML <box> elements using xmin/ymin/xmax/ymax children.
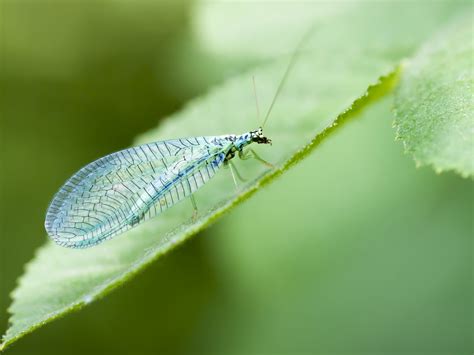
<box><xmin>394</xmin><ymin>14</ymin><xmax>474</xmax><ymax>177</ymax></box>
<box><xmin>1</xmin><ymin>1</ymin><xmax>470</xmax><ymax>352</ymax></box>
<box><xmin>193</xmin><ymin>1</ymin><xmax>463</xmax><ymax>61</ymax></box>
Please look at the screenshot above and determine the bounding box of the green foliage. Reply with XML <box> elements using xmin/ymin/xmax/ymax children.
<box><xmin>0</xmin><ymin>39</ymin><xmax>398</xmax><ymax>352</ymax></box>
<box><xmin>193</xmin><ymin>1</ymin><xmax>462</xmax><ymax>61</ymax></box>
<box><xmin>186</xmin><ymin>97</ymin><xmax>473</xmax><ymax>353</ymax></box>
<box><xmin>394</xmin><ymin>15</ymin><xmax>474</xmax><ymax>177</ymax></box>
<box><xmin>1</xmin><ymin>1</ymin><xmax>471</xmax><ymax>351</ymax></box>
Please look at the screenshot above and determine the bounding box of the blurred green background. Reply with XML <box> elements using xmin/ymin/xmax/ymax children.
<box><xmin>1</xmin><ymin>1</ymin><xmax>472</xmax><ymax>354</ymax></box>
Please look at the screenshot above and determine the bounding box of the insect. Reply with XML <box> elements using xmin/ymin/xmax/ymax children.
<box><xmin>45</xmin><ymin>127</ymin><xmax>272</xmax><ymax>248</ymax></box>
<box><xmin>45</xmin><ymin>33</ymin><xmax>308</xmax><ymax>249</ymax></box>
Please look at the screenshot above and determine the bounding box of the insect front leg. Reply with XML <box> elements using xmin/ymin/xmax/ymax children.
<box><xmin>239</xmin><ymin>149</ymin><xmax>274</xmax><ymax>168</ymax></box>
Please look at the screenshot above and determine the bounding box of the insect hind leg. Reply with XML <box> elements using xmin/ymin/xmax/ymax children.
<box><xmin>190</xmin><ymin>194</ymin><xmax>198</xmax><ymax>221</ymax></box>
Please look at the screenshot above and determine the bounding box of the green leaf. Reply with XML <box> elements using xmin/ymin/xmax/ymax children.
<box><xmin>186</xmin><ymin>97</ymin><xmax>473</xmax><ymax>353</ymax></box>
<box><xmin>1</xmin><ymin>51</ymin><xmax>398</xmax><ymax>355</ymax></box>
<box><xmin>394</xmin><ymin>15</ymin><xmax>474</xmax><ymax>177</ymax></box>
<box><xmin>1</xmin><ymin>2</ymin><xmax>467</xmax><ymax>350</ymax></box>
<box><xmin>193</xmin><ymin>1</ymin><xmax>463</xmax><ymax>61</ymax></box>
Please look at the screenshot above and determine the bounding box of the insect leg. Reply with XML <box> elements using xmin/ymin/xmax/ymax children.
<box><xmin>190</xmin><ymin>194</ymin><xmax>198</xmax><ymax>221</ymax></box>
<box><xmin>239</xmin><ymin>149</ymin><xmax>274</xmax><ymax>168</ymax></box>
<box><xmin>229</xmin><ymin>161</ymin><xmax>246</xmax><ymax>189</ymax></box>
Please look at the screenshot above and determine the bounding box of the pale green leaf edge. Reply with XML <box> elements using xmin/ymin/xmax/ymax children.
<box><xmin>393</xmin><ymin>15</ymin><xmax>474</xmax><ymax>178</ymax></box>
<box><xmin>0</xmin><ymin>67</ymin><xmax>399</xmax><ymax>352</ymax></box>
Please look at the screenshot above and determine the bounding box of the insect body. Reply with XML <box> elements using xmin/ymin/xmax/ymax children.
<box><xmin>45</xmin><ymin>27</ymin><xmax>310</xmax><ymax>248</ymax></box>
<box><xmin>45</xmin><ymin>128</ymin><xmax>271</xmax><ymax>248</ymax></box>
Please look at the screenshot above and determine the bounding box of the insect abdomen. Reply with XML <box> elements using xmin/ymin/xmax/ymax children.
<box><xmin>133</xmin><ymin>152</ymin><xmax>227</xmax><ymax>223</ymax></box>
<box><xmin>45</xmin><ymin>138</ymin><xmax>228</xmax><ymax>248</ymax></box>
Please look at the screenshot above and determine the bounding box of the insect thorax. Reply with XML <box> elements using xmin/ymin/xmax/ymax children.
<box><xmin>220</xmin><ymin>127</ymin><xmax>272</xmax><ymax>162</ymax></box>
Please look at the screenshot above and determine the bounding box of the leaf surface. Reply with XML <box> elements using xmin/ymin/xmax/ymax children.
<box><xmin>1</xmin><ymin>1</ymin><xmax>467</xmax><ymax>350</ymax></box>
<box><xmin>394</xmin><ymin>15</ymin><xmax>473</xmax><ymax>176</ymax></box>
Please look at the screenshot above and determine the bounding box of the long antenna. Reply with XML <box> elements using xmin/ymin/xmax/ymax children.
<box><xmin>261</xmin><ymin>27</ymin><xmax>314</xmax><ymax>128</ymax></box>
<box><xmin>252</xmin><ymin>75</ymin><xmax>260</xmax><ymax>121</ymax></box>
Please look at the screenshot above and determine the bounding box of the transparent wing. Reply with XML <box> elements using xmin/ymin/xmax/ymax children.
<box><xmin>45</xmin><ymin>136</ymin><xmax>228</xmax><ymax>248</ymax></box>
